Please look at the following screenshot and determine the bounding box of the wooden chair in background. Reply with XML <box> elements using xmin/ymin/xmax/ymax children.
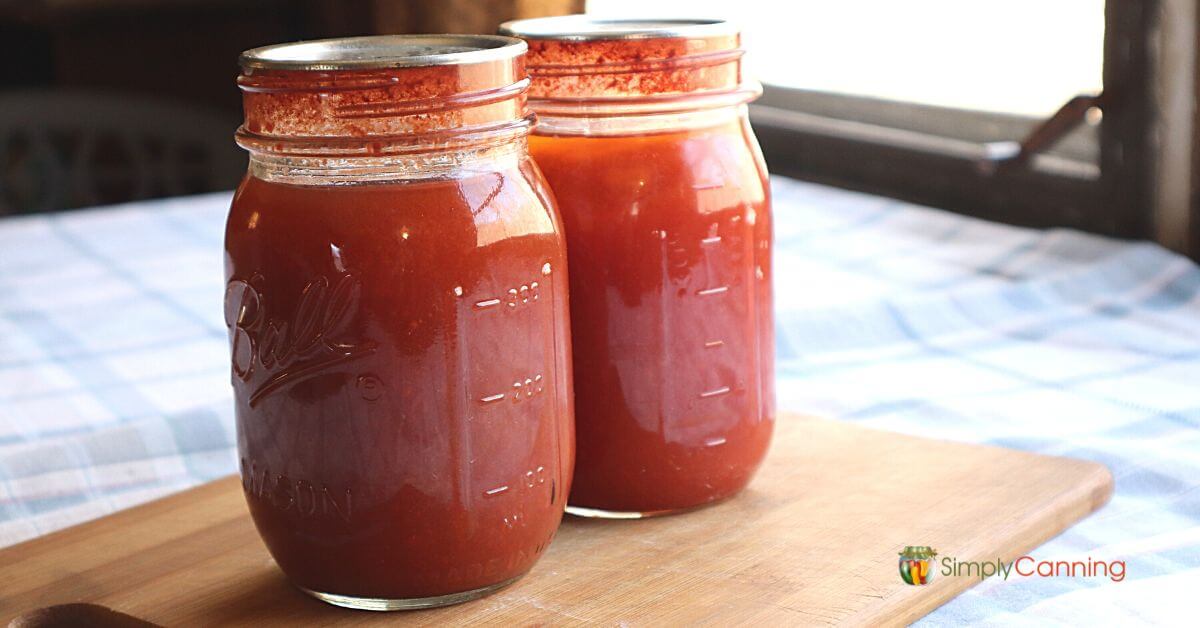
<box><xmin>0</xmin><ymin>90</ymin><xmax>243</xmax><ymax>215</ymax></box>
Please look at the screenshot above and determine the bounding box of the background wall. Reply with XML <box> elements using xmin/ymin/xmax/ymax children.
<box><xmin>0</xmin><ymin>0</ymin><xmax>581</xmax><ymax>215</ymax></box>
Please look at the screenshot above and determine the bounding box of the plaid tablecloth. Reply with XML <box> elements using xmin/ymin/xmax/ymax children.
<box><xmin>2</xmin><ymin>179</ymin><xmax>1198</xmax><ymax>624</ymax></box>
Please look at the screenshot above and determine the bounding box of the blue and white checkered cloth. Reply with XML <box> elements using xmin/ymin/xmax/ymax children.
<box><xmin>2</xmin><ymin>179</ymin><xmax>1198</xmax><ymax>624</ymax></box>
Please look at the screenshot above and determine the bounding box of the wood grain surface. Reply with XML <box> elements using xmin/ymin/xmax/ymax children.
<box><xmin>0</xmin><ymin>415</ymin><xmax>1112</xmax><ymax>626</ymax></box>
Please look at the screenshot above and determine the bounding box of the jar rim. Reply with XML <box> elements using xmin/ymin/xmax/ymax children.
<box><xmin>240</xmin><ymin>34</ymin><xmax>527</xmax><ymax>72</ymax></box>
<box><xmin>498</xmin><ymin>15</ymin><xmax>738</xmax><ymax>41</ymax></box>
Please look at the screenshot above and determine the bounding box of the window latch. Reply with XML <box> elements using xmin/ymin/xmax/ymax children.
<box><xmin>977</xmin><ymin>91</ymin><xmax>1111</xmax><ymax>175</ymax></box>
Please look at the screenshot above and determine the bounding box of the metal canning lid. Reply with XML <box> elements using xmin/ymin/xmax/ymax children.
<box><xmin>498</xmin><ymin>15</ymin><xmax>738</xmax><ymax>41</ymax></box>
<box><xmin>239</xmin><ymin>34</ymin><xmax>527</xmax><ymax>71</ymax></box>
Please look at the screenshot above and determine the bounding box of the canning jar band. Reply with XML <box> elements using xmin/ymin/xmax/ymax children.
<box><xmin>237</xmin><ymin>74</ymin><xmax>529</xmax><ymax>114</ymax></box>
<box><xmin>528</xmin><ymin>82</ymin><xmax>762</xmax><ymax>118</ymax></box>
<box><xmin>244</xmin><ymin>128</ymin><xmax>529</xmax><ymax>186</ymax></box>
<box><xmin>525</xmin><ymin>48</ymin><xmax>744</xmax><ymax>77</ymax></box>
<box><xmin>531</xmin><ymin>103</ymin><xmax>751</xmax><ymax>137</ymax></box>
<box><xmin>235</xmin><ymin>113</ymin><xmax>536</xmax><ymax>157</ymax></box>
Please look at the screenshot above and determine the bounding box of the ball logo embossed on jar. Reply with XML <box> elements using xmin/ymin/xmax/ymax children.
<box><xmin>223</xmin><ymin>273</ymin><xmax>376</xmax><ymax>407</ymax></box>
<box><xmin>241</xmin><ymin>457</ymin><xmax>354</xmax><ymax>522</ymax></box>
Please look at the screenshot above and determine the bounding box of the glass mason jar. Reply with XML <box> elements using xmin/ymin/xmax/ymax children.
<box><xmin>499</xmin><ymin>18</ymin><xmax>775</xmax><ymax>517</ymax></box>
<box><xmin>225</xmin><ymin>36</ymin><xmax>574</xmax><ymax>609</ymax></box>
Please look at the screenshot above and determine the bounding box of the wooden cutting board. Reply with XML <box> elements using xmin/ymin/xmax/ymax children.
<box><xmin>0</xmin><ymin>416</ymin><xmax>1111</xmax><ymax>626</ymax></box>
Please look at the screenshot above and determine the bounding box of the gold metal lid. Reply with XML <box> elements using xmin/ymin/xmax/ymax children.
<box><xmin>239</xmin><ymin>34</ymin><xmax>527</xmax><ymax>71</ymax></box>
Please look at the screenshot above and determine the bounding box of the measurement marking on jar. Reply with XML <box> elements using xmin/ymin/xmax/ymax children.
<box><xmin>474</xmin><ymin>278</ymin><xmax>545</xmax><ymax>312</ymax></box>
<box><xmin>705</xmin><ymin>436</ymin><xmax>727</xmax><ymax>447</ymax></box>
<box><xmin>484</xmin><ymin>485</ymin><xmax>509</xmax><ymax>497</ymax></box>
<box><xmin>699</xmin><ymin>386</ymin><xmax>731</xmax><ymax>399</ymax></box>
<box><xmin>511</xmin><ymin>374</ymin><xmax>545</xmax><ymax>401</ymax></box>
<box><xmin>524</xmin><ymin>466</ymin><xmax>547</xmax><ymax>488</ymax></box>
<box><xmin>479</xmin><ymin>374</ymin><xmax>544</xmax><ymax>405</ymax></box>
<box><xmin>506</xmin><ymin>282</ymin><xmax>539</xmax><ymax>308</ymax></box>
<box><xmin>704</xmin><ymin>340</ymin><xmax>725</xmax><ymax>348</ymax></box>
<box><xmin>696</xmin><ymin>222</ymin><xmax>730</xmax><ymax>297</ymax></box>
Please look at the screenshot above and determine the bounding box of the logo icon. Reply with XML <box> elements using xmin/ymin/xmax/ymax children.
<box><xmin>899</xmin><ymin>546</ymin><xmax>938</xmax><ymax>585</ymax></box>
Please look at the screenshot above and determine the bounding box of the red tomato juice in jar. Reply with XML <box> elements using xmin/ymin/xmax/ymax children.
<box><xmin>500</xmin><ymin>18</ymin><xmax>775</xmax><ymax>516</ymax></box>
<box><xmin>225</xmin><ymin>36</ymin><xmax>573</xmax><ymax>609</ymax></box>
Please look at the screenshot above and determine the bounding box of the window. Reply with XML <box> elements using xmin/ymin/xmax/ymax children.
<box><xmin>587</xmin><ymin>0</ymin><xmax>1172</xmax><ymax>245</ymax></box>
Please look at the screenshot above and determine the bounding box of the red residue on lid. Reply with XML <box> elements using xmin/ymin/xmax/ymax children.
<box><xmin>522</xmin><ymin>34</ymin><xmax>744</xmax><ymax>100</ymax></box>
<box><xmin>237</xmin><ymin>57</ymin><xmax>528</xmax><ymax>139</ymax></box>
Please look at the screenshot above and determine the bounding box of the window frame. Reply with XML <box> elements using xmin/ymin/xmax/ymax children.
<box><xmin>748</xmin><ymin>0</ymin><xmax>1154</xmax><ymax>240</ymax></box>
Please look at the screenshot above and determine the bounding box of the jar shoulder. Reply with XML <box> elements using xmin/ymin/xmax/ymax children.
<box><xmin>529</xmin><ymin>122</ymin><xmax>769</xmax><ymax>217</ymax></box>
<box><xmin>227</xmin><ymin>159</ymin><xmax>559</xmax><ymax>243</ymax></box>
